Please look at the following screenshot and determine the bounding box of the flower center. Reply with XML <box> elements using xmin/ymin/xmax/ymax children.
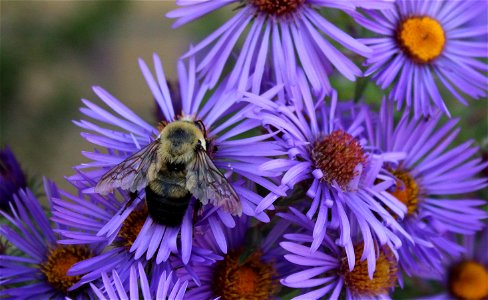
<box><xmin>40</xmin><ymin>245</ymin><xmax>92</xmax><ymax>293</ymax></box>
<box><xmin>341</xmin><ymin>244</ymin><xmax>398</xmax><ymax>297</ymax></box>
<box><xmin>312</xmin><ymin>130</ymin><xmax>367</xmax><ymax>189</ymax></box>
<box><xmin>211</xmin><ymin>250</ymin><xmax>278</xmax><ymax>300</ymax></box>
<box><xmin>116</xmin><ymin>204</ymin><xmax>148</xmax><ymax>248</ymax></box>
<box><xmin>397</xmin><ymin>16</ymin><xmax>445</xmax><ymax>63</ymax></box>
<box><xmin>449</xmin><ymin>260</ymin><xmax>488</xmax><ymax>300</ymax></box>
<box><xmin>389</xmin><ymin>169</ymin><xmax>419</xmax><ymax>215</ymax></box>
<box><xmin>249</xmin><ymin>0</ymin><xmax>305</xmax><ymax>17</ymax></box>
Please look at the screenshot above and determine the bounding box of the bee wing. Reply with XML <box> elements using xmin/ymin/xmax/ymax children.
<box><xmin>95</xmin><ymin>139</ymin><xmax>161</xmax><ymax>194</ymax></box>
<box><xmin>186</xmin><ymin>149</ymin><xmax>242</xmax><ymax>216</ymax></box>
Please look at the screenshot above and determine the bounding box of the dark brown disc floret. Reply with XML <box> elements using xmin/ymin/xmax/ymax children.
<box><xmin>249</xmin><ymin>0</ymin><xmax>305</xmax><ymax>17</ymax></box>
<box><xmin>312</xmin><ymin>130</ymin><xmax>367</xmax><ymax>189</ymax></box>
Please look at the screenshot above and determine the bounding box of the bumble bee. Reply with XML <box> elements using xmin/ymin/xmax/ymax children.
<box><xmin>95</xmin><ymin>118</ymin><xmax>242</xmax><ymax>226</ymax></box>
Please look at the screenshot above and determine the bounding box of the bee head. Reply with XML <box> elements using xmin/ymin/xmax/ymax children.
<box><xmin>161</xmin><ymin>121</ymin><xmax>206</xmax><ymax>162</ymax></box>
<box><xmin>193</xmin><ymin>120</ymin><xmax>207</xmax><ymax>151</ymax></box>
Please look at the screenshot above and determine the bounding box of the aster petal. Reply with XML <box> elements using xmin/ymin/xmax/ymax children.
<box><xmin>305</xmin><ymin>9</ymin><xmax>371</xmax><ymax>57</ymax></box>
<box><xmin>292</xmin><ymin>283</ymin><xmax>336</xmax><ymax>300</ymax></box>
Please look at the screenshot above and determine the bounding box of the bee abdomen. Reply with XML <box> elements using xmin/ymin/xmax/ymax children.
<box><xmin>145</xmin><ymin>186</ymin><xmax>191</xmax><ymax>227</ymax></box>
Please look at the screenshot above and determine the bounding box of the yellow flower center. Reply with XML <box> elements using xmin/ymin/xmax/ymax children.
<box><xmin>397</xmin><ymin>16</ymin><xmax>445</xmax><ymax>63</ymax></box>
<box><xmin>449</xmin><ymin>260</ymin><xmax>488</xmax><ymax>300</ymax></box>
<box><xmin>40</xmin><ymin>245</ymin><xmax>92</xmax><ymax>293</ymax></box>
<box><xmin>312</xmin><ymin>130</ymin><xmax>367</xmax><ymax>189</ymax></box>
<box><xmin>389</xmin><ymin>169</ymin><xmax>419</xmax><ymax>215</ymax></box>
<box><xmin>212</xmin><ymin>250</ymin><xmax>278</xmax><ymax>300</ymax></box>
<box><xmin>116</xmin><ymin>204</ymin><xmax>147</xmax><ymax>248</ymax></box>
<box><xmin>249</xmin><ymin>0</ymin><xmax>305</xmax><ymax>17</ymax></box>
<box><xmin>341</xmin><ymin>244</ymin><xmax>398</xmax><ymax>297</ymax></box>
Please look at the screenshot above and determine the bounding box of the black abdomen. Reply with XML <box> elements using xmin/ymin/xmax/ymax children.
<box><xmin>145</xmin><ymin>186</ymin><xmax>191</xmax><ymax>226</ymax></box>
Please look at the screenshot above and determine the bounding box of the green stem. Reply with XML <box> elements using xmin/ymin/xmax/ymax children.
<box><xmin>353</xmin><ymin>77</ymin><xmax>369</xmax><ymax>103</ymax></box>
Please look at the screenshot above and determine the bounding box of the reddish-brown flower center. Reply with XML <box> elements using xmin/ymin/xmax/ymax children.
<box><xmin>40</xmin><ymin>245</ymin><xmax>92</xmax><ymax>293</ymax></box>
<box><xmin>312</xmin><ymin>130</ymin><xmax>367</xmax><ymax>189</ymax></box>
<box><xmin>389</xmin><ymin>169</ymin><xmax>419</xmax><ymax>215</ymax></box>
<box><xmin>397</xmin><ymin>16</ymin><xmax>445</xmax><ymax>63</ymax></box>
<box><xmin>116</xmin><ymin>204</ymin><xmax>148</xmax><ymax>248</ymax></box>
<box><xmin>340</xmin><ymin>244</ymin><xmax>398</xmax><ymax>297</ymax></box>
<box><xmin>211</xmin><ymin>250</ymin><xmax>278</xmax><ymax>300</ymax></box>
<box><xmin>249</xmin><ymin>0</ymin><xmax>305</xmax><ymax>17</ymax></box>
<box><xmin>448</xmin><ymin>260</ymin><xmax>488</xmax><ymax>300</ymax></box>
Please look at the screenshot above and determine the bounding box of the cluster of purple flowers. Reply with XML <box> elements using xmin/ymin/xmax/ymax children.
<box><xmin>1</xmin><ymin>0</ymin><xmax>487</xmax><ymax>299</ymax></box>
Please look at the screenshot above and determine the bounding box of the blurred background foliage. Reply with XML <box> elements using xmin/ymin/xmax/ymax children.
<box><xmin>1</xmin><ymin>1</ymin><xmax>230</xmax><ymax>193</ymax></box>
<box><xmin>0</xmin><ymin>3</ymin><xmax>486</xmax><ymax>297</ymax></box>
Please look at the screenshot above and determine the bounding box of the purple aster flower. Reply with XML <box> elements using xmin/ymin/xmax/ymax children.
<box><xmin>69</xmin><ymin>53</ymin><xmax>284</xmax><ymax>266</ymax></box>
<box><xmin>355</xmin><ymin>0</ymin><xmax>488</xmax><ymax>117</ymax></box>
<box><xmin>51</xmin><ymin>170</ymin><xmax>220</xmax><ymax>290</ymax></box>
<box><xmin>279</xmin><ymin>208</ymin><xmax>400</xmax><ymax>299</ymax></box>
<box><xmin>417</xmin><ymin>229</ymin><xmax>488</xmax><ymax>300</ymax></box>
<box><xmin>364</xmin><ymin>100</ymin><xmax>488</xmax><ymax>277</ymax></box>
<box><xmin>0</xmin><ymin>182</ymin><xmax>96</xmax><ymax>299</ymax></box>
<box><xmin>0</xmin><ymin>145</ymin><xmax>27</xmax><ymax>211</ymax></box>
<box><xmin>167</xmin><ymin>0</ymin><xmax>393</xmax><ymax>94</ymax></box>
<box><xmin>176</xmin><ymin>215</ymin><xmax>291</xmax><ymax>299</ymax></box>
<box><xmin>48</xmin><ymin>176</ymin><xmax>146</xmax><ymax>290</ymax></box>
<box><xmin>243</xmin><ymin>71</ymin><xmax>410</xmax><ymax>271</ymax></box>
<box><xmin>91</xmin><ymin>262</ymin><xmax>187</xmax><ymax>300</ymax></box>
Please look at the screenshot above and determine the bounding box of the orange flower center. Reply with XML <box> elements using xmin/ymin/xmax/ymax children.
<box><xmin>312</xmin><ymin>130</ymin><xmax>367</xmax><ymax>189</ymax></box>
<box><xmin>341</xmin><ymin>244</ymin><xmax>398</xmax><ymax>297</ymax></box>
<box><xmin>212</xmin><ymin>250</ymin><xmax>278</xmax><ymax>300</ymax></box>
<box><xmin>397</xmin><ymin>16</ymin><xmax>445</xmax><ymax>63</ymax></box>
<box><xmin>116</xmin><ymin>204</ymin><xmax>147</xmax><ymax>248</ymax></box>
<box><xmin>389</xmin><ymin>169</ymin><xmax>419</xmax><ymax>215</ymax></box>
<box><xmin>40</xmin><ymin>245</ymin><xmax>92</xmax><ymax>293</ymax></box>
<box><xmin>249</xmin><ymin>0</ymin><xmax>305</xmax><ymax>17</ymax></box>
<box><xmin>449</xmin><ymin>260</ymin><xmax>488</xmax><ymax>300</ymax></box>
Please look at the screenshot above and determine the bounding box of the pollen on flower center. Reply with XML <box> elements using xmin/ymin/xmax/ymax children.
<box><xmin>236</xmin><ymin>267</ymin><xmax>258</xmax><ymax>294</ymax></box>
<box><xmin>40</xmin><ymin>245</ymin><xmax>92</xmax><ymax>293</ymax></box>
<box><xmin>249</xmin><ymin>0</ymin><xmax>305</xmax><ymax>17</ymax></box>
<box><xmin>211</xmin><ymin>250</ymin><xmax>278</xmax><ymax>300</ymax></box>
<box><xmin>116</xmin><ymin>204</ymin><xmax>148</xmax><ymax>248</ymax></box>
<box><xmin>389</xmin><ymin>169</ymin><xmax>419</xmax><ymax>215</ymax></box>
<box><xmin>448</xmin><ymin>260</ymin><xmax>488</xmax><ymax>300</ymax></box>
<box><xmin>340</xmin><ymin>244</ymin><xmax>398</xmax><ymax>297</ymax></box>
<box><xmin>312</xmin><ymin>130</ymin><xmax>367</xmax><ymax>189</ymax></box>
<box><xmin>397</xmin><ymin>16</ymin><xmax>445</xmax><ymax>63</ymax></box>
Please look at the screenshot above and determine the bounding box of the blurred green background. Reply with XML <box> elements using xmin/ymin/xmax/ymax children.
<box><xmin>0</xmin><ymin>1</ymin><xmax>230</xmax><ymax>192</ymax></box>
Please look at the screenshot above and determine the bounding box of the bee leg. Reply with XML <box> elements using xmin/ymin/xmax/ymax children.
<box><xmin>192</xmin><ymin>201</ymin><xmax>202</xmax><ymax>225</ymax></box>
<box><xmin>120</xmin><ymin>191</ymin><xmax>139</xmax><ymax>215</ymax></box>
